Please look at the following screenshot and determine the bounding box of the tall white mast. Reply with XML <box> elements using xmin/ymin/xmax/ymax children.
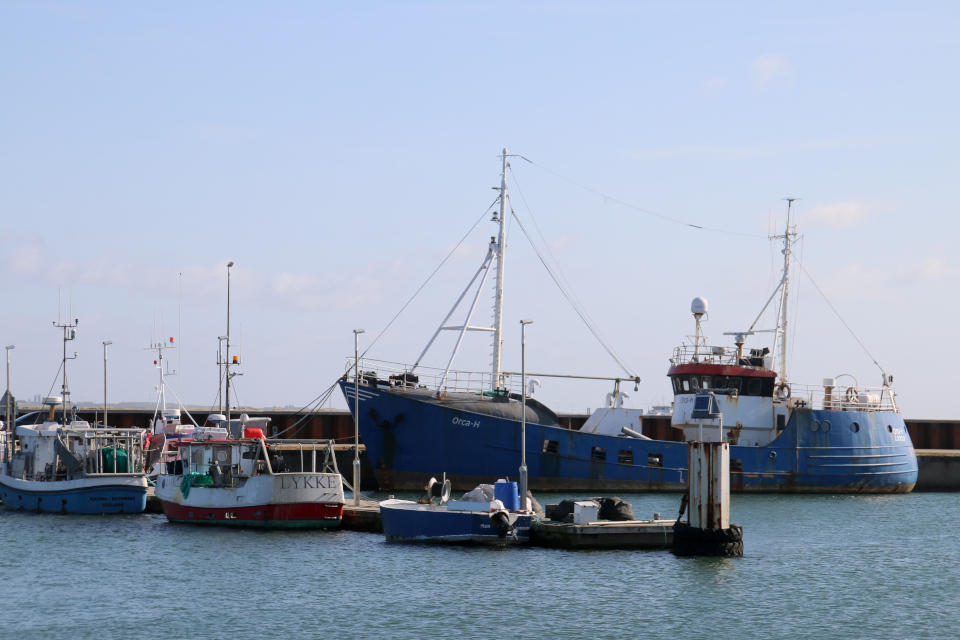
<box><xmin>490</xmin><ymin>148</ymin><xmax>508</xmax><ymax>390</ymax></box>
<box><xmin>225</xmin><ymin>262</ymin><xmax>234</xmax><ymax>431</ymax></box>
<box><xmin>774</xmin><ymin>198</ymin><xmax>798</xmax><ymax>384</ymax></box>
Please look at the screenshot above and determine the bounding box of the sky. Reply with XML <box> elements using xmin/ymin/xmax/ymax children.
<box><xmin>1</xmin><ymin>1</ymin><xmax>957</xmax><ymax>419</ymax></box>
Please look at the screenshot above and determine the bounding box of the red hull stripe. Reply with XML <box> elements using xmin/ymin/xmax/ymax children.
<box><xmin>667</xmin><ymin>363</ymin><xmax>777</xmax><ymax>378</ymax></box>
<box><xmin>160</xmin><ymin>500</ymin><xmax>343</xmax><ymax>528</ymax></box>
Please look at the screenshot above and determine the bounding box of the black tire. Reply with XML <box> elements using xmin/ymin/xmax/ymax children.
<box><xmin>718</xmin><ymin>540</ymin><xmax>743</xmax><ymax>556</ymax></box>
<box><xmin>672</xmin><ymin>523</ymin><xmax>745</xmax><ymax>556</ymax></box>
<box><xmin>673</xmin><ymin>522</ymin><xmax>743</xmax><ymax>543</ymax></box>
<box><xmin>672</xmin><ymin>538</ymin><xmax>743</xmax><ymax>557</ymax></box>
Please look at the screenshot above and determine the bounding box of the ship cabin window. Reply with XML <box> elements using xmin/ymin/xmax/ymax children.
<box><xmin>618</xmin><ymin>450</ymin><xmax>633</xmax><ymax>465</ymax></box>
<box><xmin>730</xmin><ymin>459</ymin><xmax>743</xmax><ymax>473</ymax></box>
<box><xmin>542</xmin><ymin>440</ymin><xmax>559</xmax><ymax>455</ymax></box>
<box><xmin>671</xmin><ymin>374</ymin><xmax>773</xmax><ymax>396</ymax></box>
<box><xmin>647</xmin><ymin>453</ymin><xmax>663</xmax><ymax>468</ymax></box>
<box><xmin>591</xmin><ymin>447</ymin><xmax>607</xmax><ymax>462</ymax></box>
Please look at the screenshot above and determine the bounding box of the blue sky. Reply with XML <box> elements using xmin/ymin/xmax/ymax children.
<box><xmin>1</xmin><ymin>2</ymin><xmax>957</xmax><ymax>418</ymax></box>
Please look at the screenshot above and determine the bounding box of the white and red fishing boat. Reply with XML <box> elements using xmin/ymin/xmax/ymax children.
<box><xmin>154</xmin><ymin>430</ymin><xmax>345</xmax><ymax>528</ymax></box>
<box><xmin>153</xmin><ymin>262</ymin><xmax>345</xmax><ymax>528</ymax></box>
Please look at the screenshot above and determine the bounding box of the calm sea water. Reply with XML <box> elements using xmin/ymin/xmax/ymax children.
<box><xmin>1</xmin><ymin>491</ymin><xmax>957</xmax><ymax>640</ymax></box>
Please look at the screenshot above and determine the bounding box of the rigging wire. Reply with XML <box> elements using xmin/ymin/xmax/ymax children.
<box><xmin>514</xmin><ymin>155</ymin><xmax>767</xmax><ymax>239</ymax></box>
<box><xmin>510</xmin><ymin>210</ymin><xmax>637</xmax><ymax>378</ymax></box>
<box><xmin>269</xmin><ymin>379</ymin><xmax>340</xmax><ymax>439</ymax></box>
<box><xmin>507</xmin><ymin>168</ymin><xmax>637</xmax><ymax>377</ymax></box>
<box><xmin>359</xmin><ymin>199</ymin><xmax>499</xmax><ymax>359</ymax></box>
<box><xmin>791</xmin><ymin>250</ymin><xmax>886</xmax><ymax>376</ymax></box>
<box><xmin>44</xmin><ymin>360</ymin><xmax>65</xmax><ymax>403</ymax></box>
<box><xmin>788</xmin><ymin>236</ymin><xmax>805</xmax><ymax>372</ymax></box>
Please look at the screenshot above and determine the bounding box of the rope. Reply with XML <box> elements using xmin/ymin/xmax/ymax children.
<box><xmin>268</xmin><ymin>379</ymin><xmax>340</xmax><ymax>440</ymax></box>
<box><xmin>788</xmin><ymin>236</ymin><xmax>805</xmax><ymax>373</ymax></box>
<box><xmin>514</xmin><ymin>156</ymin><xmax>767</xmax><ymax>239</ymax></box>
<box><xmin>791</xmin><ymin>251</ymin><xmax>886</xmax><ymax>376</ymax></box>
<box><xmin>359</xmin><ymin>199</ymin><xmax>499</xmax><ymax>359</ymax></box>
<box><xmin>508</xmin><ymin>167</ymin><xmax>634</xmax><ymax>376</ymax></box>
<box><xmin>510</xmin><ymin>210</ymin><xmax>637</xmax><ymax>378</ymax></box>
<box><xmin>44</xmin><ymin>360</ymin><xmax>65</xmax><ymax>406</ymax></box>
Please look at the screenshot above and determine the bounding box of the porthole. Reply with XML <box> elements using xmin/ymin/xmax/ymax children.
<box><xmin>822</xmin><ymin>420</ymin><xmax>832</xmax><ymax>433</ymax></box>
<box><xmin>851</xmin><ymin>422</ymin><xmax>860</xmax><ymax>433</ymax></box>
<box><xmin>887</xmin><ymin>425</ymin><xmax>893</xmax><ymax>433</ymax></box>
<box><xmin>810</xmin><ymin>420</ymin><xmax>820</xmax><ymax>432</ymax></box>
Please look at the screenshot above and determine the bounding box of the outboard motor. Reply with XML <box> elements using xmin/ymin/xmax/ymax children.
<box><xmin>490</xmin><ymin>507</ymin><xmax>514</xmax><ymax>538</ymax></box>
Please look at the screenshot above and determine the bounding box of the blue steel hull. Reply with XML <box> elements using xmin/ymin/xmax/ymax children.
<box><xmin>0</xmin><ymin>478</ymin><xmax>148</xmax><ymax>514</ymax></box>
<box><xmin>380</xmin><ymin>501</ymin><xmax>533</xmax><ymax>544</ymax></box>
<box><xmin>340</xmin><ymin>381</ymin><xmax>917</xmax><ymax>493</ymax></box>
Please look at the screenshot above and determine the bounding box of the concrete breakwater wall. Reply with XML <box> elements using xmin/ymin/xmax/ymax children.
<box><xmin>16</xmin><ymin>407</ymin><xmax>960</xmax><ymax>491</ymax></box>
<box><xmin>24</xmin><ymin>407</ymin><xmax>960</xmax><ymax>449</ymax></box>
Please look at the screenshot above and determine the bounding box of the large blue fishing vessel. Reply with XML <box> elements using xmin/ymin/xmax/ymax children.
<box><xmin>339</xmin><ymin>154</ymin><xmax>917</xmax><ymax>493</ymax></box>
<box><xmin>0</xmin><ymin>318</ymin><xmax>149</xmax><ymax>514</ymax></box>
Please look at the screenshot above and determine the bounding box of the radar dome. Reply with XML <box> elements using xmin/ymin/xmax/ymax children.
<box><xmin>691</xmin><ymin>297</ymin><xmax>708</xmax><ymax>315</ymax></box>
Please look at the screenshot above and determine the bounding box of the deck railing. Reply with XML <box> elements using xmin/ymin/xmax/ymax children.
<box><xmin>164</xmin><ymin>439</ymin><xmax>340</xmax><ymax>485</ymax></box>
<box><xmin>10</xmin><ymin>428</ymin><xmax>147</xmax><ymax>482</ymax></box>
<box><xmin>781</xmin><ymin>383</ymin><xmax>899</xmax><ymax>413</ymax></box>
<box><xmin>345</xmin><ymin>358</ymin><xmax>526</xmax><ymax>396</ymax></box>
<box><xmin>670</xmin><ymin>344</ymin><xmax>770</xmax><ymax>369</ymax></box>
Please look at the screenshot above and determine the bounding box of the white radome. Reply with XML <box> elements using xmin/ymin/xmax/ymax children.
<box><xmin>691</xmin><ymin>297</ymin><xmax>708</xmax><ymax>316</ymax></box>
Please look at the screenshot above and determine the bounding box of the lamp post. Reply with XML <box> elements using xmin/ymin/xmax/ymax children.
<box><xmin>102</xmin><ymin>341</ymin><xmax>112</xmax><ymax>427</ymax></box>
<box><xmin>519</xmin><ymin>319</ymin><xmax>533</xmax><ymax>511</ymax></box>
<box><xmin>225</xmin><ymin>261</ymin><xmax>234</xmax><ymax>434</ymax></box>
<box><xmin>352</xmin><ymin>328</ymin><xmax>365</xmax><ymax>506</ymax></box>
<box><xmin>5</xmin><ymin>345</ymin><xmax>14</xmax><ymax>461</ymax></box>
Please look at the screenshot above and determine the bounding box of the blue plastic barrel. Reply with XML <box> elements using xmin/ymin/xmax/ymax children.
<box><xmin>494</xmin><ymin>480</ymin><xmax>519</xmax><ymax>510</ymax></box>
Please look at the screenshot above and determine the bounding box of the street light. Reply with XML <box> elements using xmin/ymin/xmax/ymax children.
<box><xmin>103</xmin><ymin>341</ymin><xmax>112</xmax><ymax>427</ymax></box>
<box><xmin>5</xmin><ymin>345</ymin><xmax>14</xmax><ymax>459</ymax></box>
<box><xmin>519</xmin><ymin>319</ymin><xmax>533</xmax><ymax>511</ymax></box>
<box><xmin>225</xmin><ymin>262</ymin><xmax>234</xmax><ymax>433</ymax></box>
<box><xmin>352</xmin><ymin>328</ymin><xmax>365</xmax><ymax>506</ymax></box>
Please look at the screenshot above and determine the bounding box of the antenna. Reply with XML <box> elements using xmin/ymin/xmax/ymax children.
<box><xmin>178</xmin><ymin>272</ymin><xmax>182</xmax><ymax>410</ymax></box>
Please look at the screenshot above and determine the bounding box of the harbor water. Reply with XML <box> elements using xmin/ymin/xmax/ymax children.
<box><xmin>2</xmin><ymin>492</ymin><xmax>957</xmax><ymax>639</ymax></box>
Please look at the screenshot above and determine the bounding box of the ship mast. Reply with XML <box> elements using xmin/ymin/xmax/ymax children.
<box><xmin>53</xmin><ymin>311</ymin><xmax>78</xmax><ymax>426</ymax></box>
<box><xmin>490</xmin><ymin>148</ymin><xmax>508</xmax><ymax>391</ymax></box>
<box><xmin>773</xmin><ymin>198</ymin><xmax>798</xmax><ymax>384</ymax></box>
<box><xmin>225</xmin><ymin>261</ymin><xmax>234</xmax><ymax>432</ymax></box>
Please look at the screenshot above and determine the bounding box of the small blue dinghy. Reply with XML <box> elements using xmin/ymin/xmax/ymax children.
<box><xmin>380</xmin><ymin>477</ymin><xmax>533</xmax><ymax>545</ymax></box>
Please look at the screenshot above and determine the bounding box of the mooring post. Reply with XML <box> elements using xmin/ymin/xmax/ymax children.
<box><xmin>673</xmin><ymin>392</ymin><xmax>743</xmax><ymax>556</ymax></box>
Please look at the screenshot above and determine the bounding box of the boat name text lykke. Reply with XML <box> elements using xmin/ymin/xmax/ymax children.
<box><xmin>280</xmin><ymin>475</ymin><xmax>339</xmax><ymax>490</ymax></box>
